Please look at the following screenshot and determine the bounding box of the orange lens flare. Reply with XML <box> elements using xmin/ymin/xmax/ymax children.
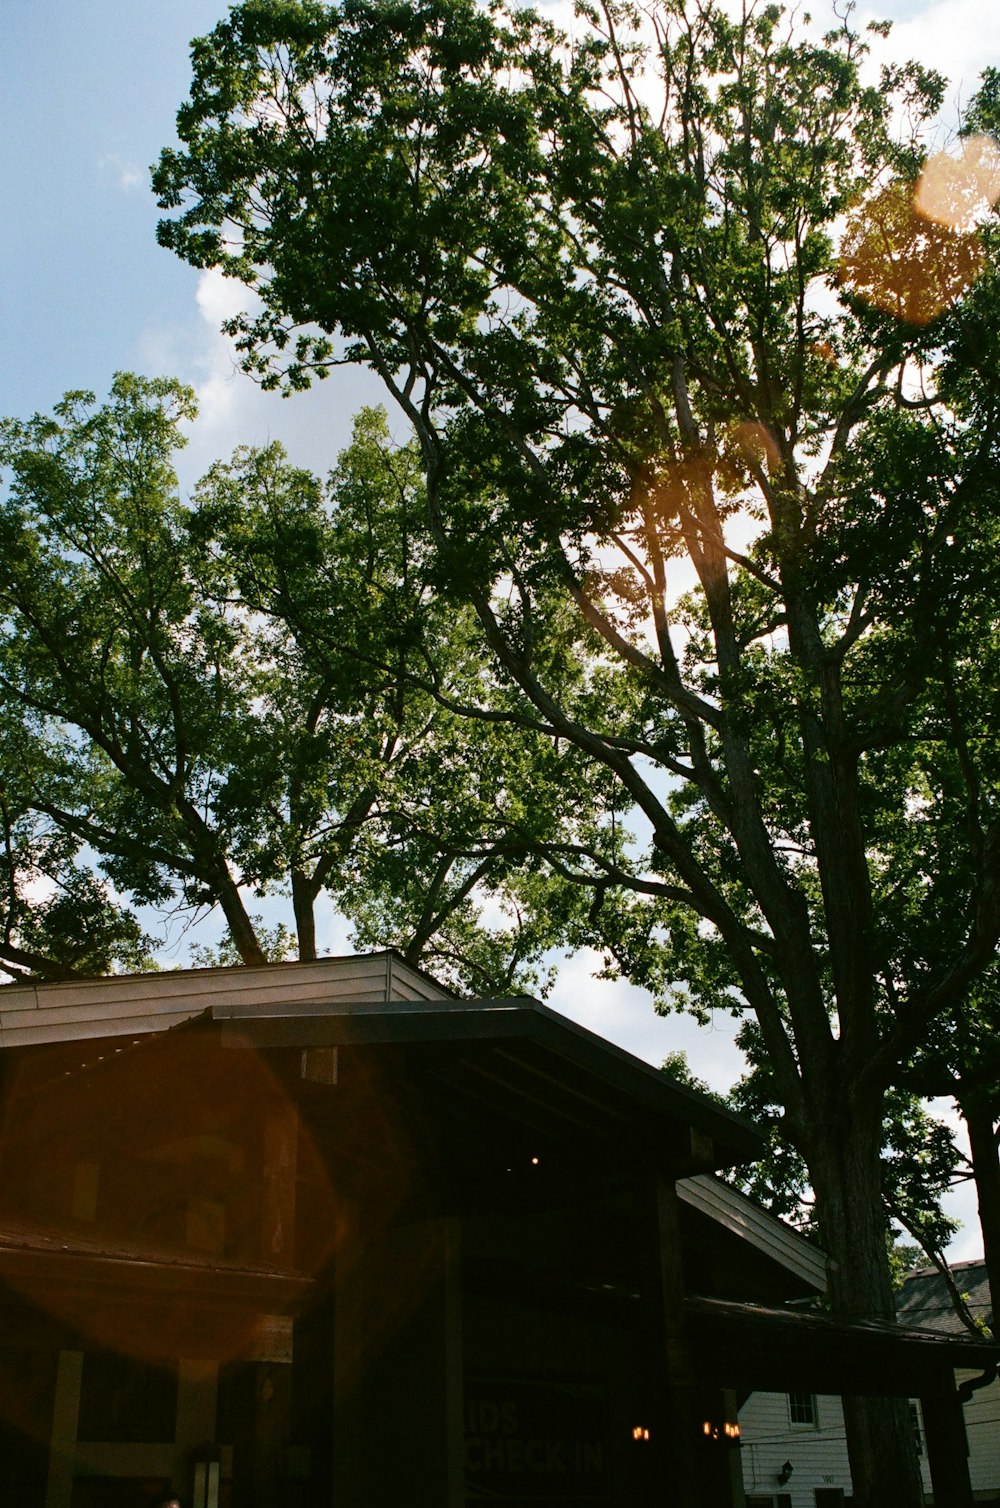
<box><xmin>839</xmin><ymin>180</ymin><xmax>985</xmax><ymax>325</ymax></box>
<box><xmin>915</xmin><ymin>135</ymin><xmax>1000</xmax><ymax>232</ymax></box>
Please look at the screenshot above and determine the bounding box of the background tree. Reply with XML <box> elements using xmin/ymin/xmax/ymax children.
<box><xmin>0</xmin><ymin>764</ymin><xmax>155</xmax><ymax>982</ymax></box>
<box><xmin>155</xmin><ymin>1</ymin><xmax>1000</xmax><ymax>1498</ymax></box>
<box><xmin>903</xmin><ymin>982</ymin><xmax>1000</xmax><ymax>1331</ymax></box>
<box><xmin>0</xmin><ymin>377</ymin><xmax>584</xmax><ymax>991</ymax></box>
<box><xmin>189</xmin><ymin>401</ymin><xmax>595</xmax><ymax>991</ymax></box>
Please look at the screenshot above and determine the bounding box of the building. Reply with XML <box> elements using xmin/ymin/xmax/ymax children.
<box><xmin>738</xmin><ymin>1260</ymin><xmax>999</xmax><ymax>1505</ymax></box>
<box><xmin>904</xmin><ymin>1259</ymin><xmax>998</xmax><ymax>1502</ymax></box>
<box><xmin>0</xmin><ymin>953</ymin><xmax>994</xmax><ymax>1507</ymax></box>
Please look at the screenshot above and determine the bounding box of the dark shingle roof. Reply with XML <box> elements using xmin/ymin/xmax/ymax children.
<box><xmin>896</xmin><ymin>1259</ymin><xmax>993</xmax><ymax>1334</ymax></box>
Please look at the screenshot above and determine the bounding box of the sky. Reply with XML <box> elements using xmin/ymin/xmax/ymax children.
<box><xmin>3</xmin><ymin>0</ymin><xmax>998</xmax><ymax>1254</ymax></box>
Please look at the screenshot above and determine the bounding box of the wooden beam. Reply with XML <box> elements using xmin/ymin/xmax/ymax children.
<box><xmin>921</xmin><ymin>1370</ymin><xmax>973</xmax><ymax>1508</ymax></box>
<box><xmin>642</xmin><ymin>1176</ymin><xmax>702</xmax><ymax>1508</ymax></box>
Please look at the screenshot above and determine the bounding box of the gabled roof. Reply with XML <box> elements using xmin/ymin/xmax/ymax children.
<box><xmin>0</xmin><ymin>953</ymin><xmax>763</xmax><ymax>1173</ymax></box>
<box><xmin>677</xmin><ymin>1174</ymin><xmax>830</xmax><ymax>1293</ymax></box>
<box><xmin>897</xmin><ymin>1259</ymin><xmax>993</xmax><ymax>1335</ymax></box>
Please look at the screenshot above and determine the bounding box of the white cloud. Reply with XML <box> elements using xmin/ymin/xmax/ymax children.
<box><xmin>547</xmin><ymin>946</ymin><xmax>748</xmax><ymax>1089</ymax></box>
<box><xmin>140</xmin><ymin>267</ymin><xmax>386</xmax><ymax>487</ymax></box>
<box><xmin>98</xmin><ymin>154</ymin><xmax>145</xmax><ymax>193</ymax></box>
<box><xmin>924</xmin><ymin>1099</ymin><xmax>983</xmax><ymax>1262</ymax></box>
<box><xmin>188</xmin><ymin>272</ymin><xmax>258</xmax><ymax>435</ymax></box>
<box><xmin>195</xmin><ymin>265</ymin><xmax>258</xmax><ymax>328</ymax></box>
<box><xmin>862</xmin><ymin>0</ymin><xmax>1000</xmax><ymax>114</ymax></box>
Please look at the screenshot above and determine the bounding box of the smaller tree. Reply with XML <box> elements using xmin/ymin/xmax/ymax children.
<box><xmin>0</xmin><ymin>380</ymin><xmax>593</xmax><ymax>991</ymax></box>
<box><xmin>0</xmin><ymin>768</ymin><xmax>154</xmax><ymax>981</ymax></box>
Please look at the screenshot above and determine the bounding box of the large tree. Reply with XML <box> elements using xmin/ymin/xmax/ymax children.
<box><xmin>154</xmin><ymin>1</ymin><xmax>1000</xmax><ymax>1498</ymax></box>
<box><xmin>0</xmin><ymin>376</ymin><xmax>581</xmax><ymax>991</ymax></box>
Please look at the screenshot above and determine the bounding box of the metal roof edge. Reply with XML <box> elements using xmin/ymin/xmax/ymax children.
<box><xmin>219</xmin><ymin>992</ymin><xmax>764</xmax><ymax>1165</ymax></box>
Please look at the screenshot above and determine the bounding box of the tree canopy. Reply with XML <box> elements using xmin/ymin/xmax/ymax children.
<box><xmin>0</xmin><ymin>375</ymin><xmax>593</xmax><ymax>993</ymax></box>
<box><xmin>154</xmin><ymin>2</ymin><xmax>1000</xmax><ymax>1498</ymax></box>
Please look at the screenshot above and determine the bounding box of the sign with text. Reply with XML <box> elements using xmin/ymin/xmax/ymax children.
<box><xmin>465</xmin><ymin>1378</ymin><xmax>610</xmax><ymax>1502</ymax></box>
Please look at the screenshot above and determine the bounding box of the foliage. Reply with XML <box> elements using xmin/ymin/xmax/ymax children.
<box><xmin>0</xmin><ymin>380</ymin><xmax>585</xmax><ymax>991</ymax></box>
<box><xmin>155</xmin><ymin>5</ymin><xmax>1000</xmax><ymax>1495</ymax></box>
<box><xmin>0</xmin><ymin>790</ymin><xmax>156</xmax><ymax>981</ymax></box>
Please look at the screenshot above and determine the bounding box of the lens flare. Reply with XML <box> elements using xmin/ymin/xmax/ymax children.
<box><xmin>915</xmin><ymin>135</ymin><xmax>1000</xmax><ymax>232</ymax></box>
<box><xmin>839</xmin><ymin>181</ymin><xmax>984</xmax><ymax>325</ymax></box>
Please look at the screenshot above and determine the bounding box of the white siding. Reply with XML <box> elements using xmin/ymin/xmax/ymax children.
<box><xmin>0</xmin><ymin>951</ymin><xmax>453</xmax><ymax>1047</ymax></box>
<box><xmin>739</xmin><ymin>1392</ymin><xmax>853</xmax><ymax>1505</ymax></box>
<box><xmin>942</xmin><ymin>1372</ymin><xmax>1000</xmax><ymax>1499</ymax></box>
<box><xmin>743</xmin><ymin>1382</ymin><xmax>1000</xmax><ymax>1503</ymax></box>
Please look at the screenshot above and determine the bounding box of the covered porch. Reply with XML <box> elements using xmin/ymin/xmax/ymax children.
<box><xmin>0</xmin><ymin>956</ymin><xmax>994</xmax><ymax>1506</ymax></box>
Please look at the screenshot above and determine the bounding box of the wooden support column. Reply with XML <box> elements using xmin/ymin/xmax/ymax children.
<box><xmin>694</xmin><ymin>1387</ymin><xmax>746</xmax><ymax>1508</ymax></box>
<box><xmin>247</xmin><ymin>1359</ymin><xmax>293</xmax><ymax>1506</ymax></box>
<box><xmin>643</xmin><ymin>1175</ymin><xmax>702</xmax><ymax>1508</ymax></box>
<box><xmin>333</xmin><ymin>1215</ymin><xmax>463</xmax><ymax>1508</ymax></box>
<box><xmin>174</xmin><ymin>1359</ymin><xmax>219</xmax><ymax>1497</ymax></box>
<box><xmin>44</xmin><ymin>1350</ymin><xmax>82</xmax><ymax>1508</ymax></box>
<box><xmin>231</xmin><ymin>1091</ymin><xmax>299</xmax><ymax>1506</ymax></box>
<box><xmin>0</xmin><ymin>1347</ymin><xmax>59</xmax><ymax>1505</ymax></box>
<box><xmin>920</xmin><ymin>1370</ymin><xmax>973</xmax><ymax>1508</ymax></box>
<box><xmin>332</xmin><ymin>1216</ymin><xmax>367</xmax><ymax>1508</ymax></box>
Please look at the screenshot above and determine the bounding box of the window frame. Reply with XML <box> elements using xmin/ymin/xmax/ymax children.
<box><xmin>787</xmin><ymin>1390</ymin><xmax>819</xmax><ymax>1429</ymax></box>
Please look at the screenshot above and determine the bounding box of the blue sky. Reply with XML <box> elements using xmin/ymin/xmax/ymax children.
<box><xmin>1</xmin><ymin>0</ymin><xmax>386</xmax><ymax>483</ymax></box>
<box><xmin>3</xmin><ymin>0</ymin><xmax>998</xmax><ymax>1249</ymax></box>
<box><xmin>3</xmin><ymin>2</ymin><xmax>222</xmax><ymax>420</ymax></box>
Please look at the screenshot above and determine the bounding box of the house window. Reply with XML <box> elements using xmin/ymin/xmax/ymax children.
<box><xmin>910</xmin><ymin>1401</ymin><xmax>923</xmax><ymax>1455</ymax></box>
<box><xmin>788</xmin><ymin>1391</ymin><xmax>818</xmax><ymax>1427</ymax></box>
<box><xmin>815</xmin><ymin>1491</ymin><xmax>845</xmax><ymax>1507</ymax></box>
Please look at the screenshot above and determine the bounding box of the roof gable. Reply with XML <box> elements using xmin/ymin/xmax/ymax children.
<box><xmin>0</xmin><ymin>950</ymin><xmax>451</xmax><ymax>1050</ymax></box>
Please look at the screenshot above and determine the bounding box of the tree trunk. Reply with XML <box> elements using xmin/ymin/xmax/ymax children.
<box><xmin>808</xmin><ymin>1100</ymin><xmax>925</xmax><ymax>1508</ymax></box>
<box><xmin>213</xmin><ymin>867</ymin><xmax>269</xmax><ymax>966</ymax></box>
<box><xmin>291</xmin><ymin>869</ymin><xmax>318</xmax><ymax>961</ymax></box>
<box><xmin>962</xmin><ymin>1094</ymin><xmax>1000</xmax><ymax>1330</ymax></box>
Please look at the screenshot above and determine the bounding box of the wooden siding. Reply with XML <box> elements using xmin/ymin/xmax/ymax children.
<box><xmin>677</xmin><ymin>1177</ymin><xmax>829</xmax><ymax>1294</ymax></box>
<box><xmin>0</xmin><ymin>952</ymin><xmax>453</xmax><ymax>1048</ymax></box>
<box><xmin>738</xmin><ymin>1392</ymin><xmax>853</xmax><ymax>1505</ymax></box>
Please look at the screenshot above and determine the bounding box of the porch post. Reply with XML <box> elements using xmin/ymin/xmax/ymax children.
<box><xmin>695</xmin><ymin>1387</ymin><xmax>746</xmax><ymax>1508</ymax></box>
<box><xmin>920</xmin><ymin>1368</ymin><xmax>972</xmax><ymax>1508</ymax></box>
<box><xmin>231</xmin><ymin>1093</ymin><xmax>300</xmax><ymax>1506</ymax></box>
<box><xmin>44</xmin><ymin>1350</ymin><xmax>82</xmax><ymax>1508</ymax></box>
<box><xmin>644</xmin><ymin>1175</ymin><xmax>701</xmax><ymax>1508</ymax></box>
<box><xmin>333</xmin><ymin>1214</ymin><xmax>463</xmax><ymax>1508</ymax></box>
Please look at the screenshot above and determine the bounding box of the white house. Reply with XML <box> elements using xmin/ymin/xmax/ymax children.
<box><xmin>739</xmin><ymin>1258</ymin><xmax>1000</xmax><ymax>1505</ymax></box>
